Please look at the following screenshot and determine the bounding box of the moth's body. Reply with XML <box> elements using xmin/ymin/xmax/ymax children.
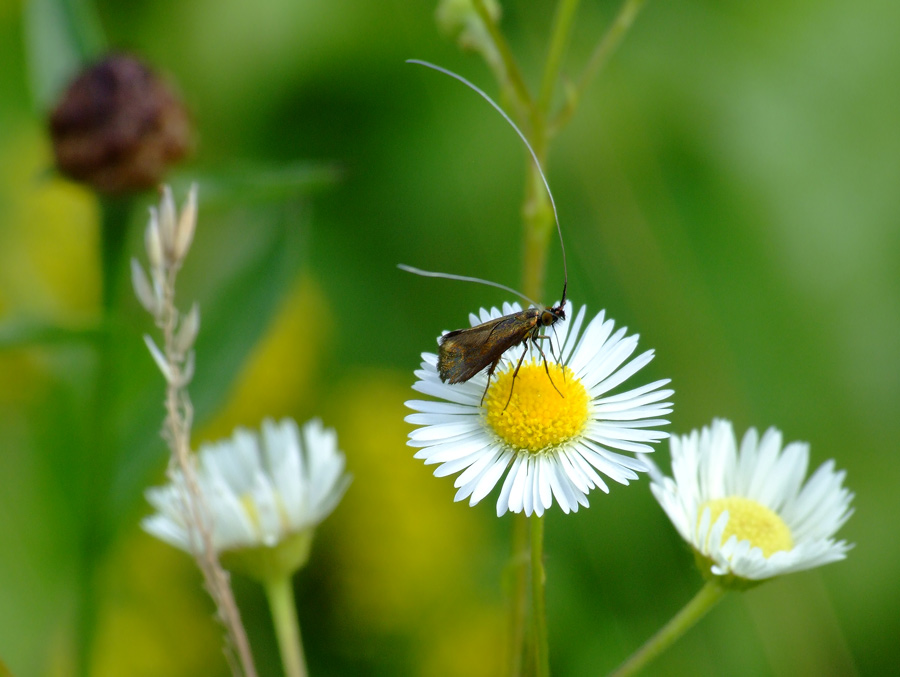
<box><xmin>438</xmin><ymin>303</ymin><xmax>566</xmax><ymax>403</ymax></box>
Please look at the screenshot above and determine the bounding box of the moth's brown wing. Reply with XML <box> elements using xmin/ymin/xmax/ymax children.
<box><xmin>437</xmin><ymin>311</ymin><xmax>537</xmax><ymax>383</ymax></box>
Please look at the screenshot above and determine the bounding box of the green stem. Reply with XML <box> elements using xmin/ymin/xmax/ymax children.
<box><xmin>470</xmin><ymin>4</ymin><xmax>576</xmax><ymax>673</ymax></box>
<box><xmin>471</xmin><ymin>0</ymin><xmax>533</xmax><ymax>113</ymax></box>
<box><xmin>505</xmin><ymin>514</ymin><xmax>529</xmax><ymax>677</ymax></box>
<box><xmin>99</xmin><ymin>196</ymin><xmax>134</xmax><ymax>310</ymax></box>
<box><xmin>74</xmin><ymin>196</ymin><xmax>133</xmax><ymax>676</ymax></box>
<box><xmin>538</xmin><ymin>0</ymin><xmax>582</xmax><ymax>117</ymax></box>
<box><xmin>264</xmin><ymin>575</ymin><xmax>307</xmax><ymax>677</ymax></box>
<box><xmin>522</xmin><ymin>159</ymin><xmax>554</xmax><ymax>303</ymax></box>
<box><xmin>530</xmin><ymin>515</ymin><xmax>550</xmax><ymax>677</ymax></box>
<box><xmin>609</xmin><ymin>581</ymin><xmax>727</xmax><ymax>677</ymax></box>
<box><xmin>552</xmin><ymin>0</ymin><xmax>648</xmax><ymax>133</ymax></box>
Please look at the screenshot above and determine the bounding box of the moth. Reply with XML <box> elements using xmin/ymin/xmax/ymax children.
<box><xmin>401</xmin><ymin>60</ymin><xmax>569</xmax><ymax>407</ymax></box>
<box><xmin>400</xmin><ymin>264</ymin><xmax>567</xmax><ymax>406</ymax></box>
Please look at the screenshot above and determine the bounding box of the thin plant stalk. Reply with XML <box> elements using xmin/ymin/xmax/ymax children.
<box><xmin>264</xmin><ymin>575</ymin><xmax>307</xmax><ymax>677</ymax></box>
<box><xmin>507</xmin><ymin>161</ymin><xmax>555</xmax><ymax>673</ymax></box>
<box><xmin>138</xmin><ymin>188</ymin><xmax>258</xmax><ymax>677</ymax></box>
<box><xmin>158</xmin><ymin>268</ymin><xmax>257</xmax><ymax>677</ymax></box>
<box><xmin>505</xmin><ymin>514</ymin><xmax>529</xmax><ymax>677</ymax></box>
<box><xmin>522</xmin><ymin>160</ymin><xmax>555</xmax><ymax>304</ymax></box>
<box><xmin>531</xmin><ymin>515</ymin><xmax>550</xmax><ymax>677</ymax></box>
<box><xmin>609</xmin><ymin>581</ymin><xmax>727</xmax><ymax>677</ymax></box>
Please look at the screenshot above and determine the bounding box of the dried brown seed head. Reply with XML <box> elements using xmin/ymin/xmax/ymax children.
<box><xmin>49</xmin><ymin>54</ymin><xmax>192</xmax><ymax>195</ymax></box>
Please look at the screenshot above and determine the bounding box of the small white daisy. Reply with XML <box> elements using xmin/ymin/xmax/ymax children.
<box><xmin>647</xmin><ymin>418</ymin><xmax>854</xmax><ymax>584</ymax></box>
<box><xmin>144</xmin><ymin>418</ymin><xmax>351</xmax><ymax>556</ymax></box>
<box><xmin>406</xmin><ymin>301</ymin><xmax>674</xmax><ymax>517</ymax></box>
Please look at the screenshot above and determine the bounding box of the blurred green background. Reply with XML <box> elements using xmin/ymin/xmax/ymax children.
<box><xmin>1</xmin><ymin>0</ymin><xmax>898</xmax><ymax>675</ymax></box>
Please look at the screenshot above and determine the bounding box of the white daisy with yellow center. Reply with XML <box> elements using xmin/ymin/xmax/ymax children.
<box><xmin>406</xmin><ymin>301</ymin><xmax>674</xmax><ymax>517</ymax></box>
<box><xmin>647</xmin><ymin>419</ymin><xmax>854</xmax><ymax>583</ymax></box>
<box><xmin>144</xmin><ymin>418</ymin><xmax>351</xmax><ymax>556</ymax></box>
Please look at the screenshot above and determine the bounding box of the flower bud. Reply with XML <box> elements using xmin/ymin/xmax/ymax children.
<box><xmin>49</xmin><ymin>54</ymin><xmax>192</xmax><ymax>195</ymax></box>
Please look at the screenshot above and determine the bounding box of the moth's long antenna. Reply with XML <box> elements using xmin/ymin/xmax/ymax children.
<box><xmin>407</xmin><ymin>58</ymin><xmax>568</xmax><ymax>304</ymax></box>
<box><xmin>398</xmin><ymin>264</ymin><xmax>540</xmax><ymax>308</ymax></box>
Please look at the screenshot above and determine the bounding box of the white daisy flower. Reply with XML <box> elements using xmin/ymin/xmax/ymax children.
<box><xmin>406</xmin><ymin>301</ymin><xmax>674</xmax><ymax>517</ymax></box>
<box><xmin>144</xmin><ymin>418</ymin><xmax>351</xmax><ymax>557</ymax></box>
<box><xmin>647</xmin><ymin>418</ymin><xmax>854</xmax><ymax>584</ymax></box>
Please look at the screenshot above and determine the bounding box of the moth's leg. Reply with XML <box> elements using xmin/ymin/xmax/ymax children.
<box><xmin>532</xmin><ymin>335</ymin><xmax>564</xmax><ymax>398</ymax></box>
<box><xmin>549</xmin><ymin>325</ymin><xmax>566</xmax><ymax>382</ymax></box>
<box><xmin>504</xmin><ymin>344</ymin><xmax>530</xmax><ymax>411</ymax></box>
<box><xmin>480</xmin><ymin>358</ymin><xmax>501</xmax><ymax>406</ymax></box>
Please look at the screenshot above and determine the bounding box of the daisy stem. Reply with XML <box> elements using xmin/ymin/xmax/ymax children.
<box><xmin>531</xmin><ymin>514</ymin><xmax>550</xmax><ymax>677</ymax></box>
<box><xmin>609</xmin><ymin>581</ymin><xmax>727</xmax><ymax>677</ymax></box>
<box><xmin>506</xmin><ymin>514</ymin><xmax>529</xmax><ymax>677</ymax></box>
<box><xmin>263</xmin><ymin>574</ymin><xmax>307</xmax><ymax>677</ymax></box>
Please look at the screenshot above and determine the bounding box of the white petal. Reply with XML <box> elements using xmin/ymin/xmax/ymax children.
<box><xmin>433</xmin><ymin>449</ymin><xmax>484</xmax><ymax>477</ymax></box>
<box><xmin>408</xmin><ymin>421</ymin><xmax>482</xmax><ymax>442</ymax></box>
<box><xmin>497</xmin><ymin>455</ymin><xmax>524</xmax><ymax>516</ymax></box>
<box><xmin>537</xmin><ymin>456</ymin><xmax>553</xmax><ymax>511</ymax></box>
<box><xmin>415</xmin><ymin>434</ymin><xmax>494</xmax><ymax>464</ymax></box>
<box><xmin>468</xmin><ymin>449</ymin><xmax>514</xmax><ymax>505</ymax></box>
<box><xmin>405</xmin><ymin>400</ymin><xmax>480</xmax><ymax>415</ymax></box>
<box><xmin>522</xmin><ymin>459</ymin><xmax>535</xmax><ymax>516</ymax></box>
<box><xmin>509</xmin><ymin>456</ymin><xmax>531</xmax><ymax>514</ymax></box>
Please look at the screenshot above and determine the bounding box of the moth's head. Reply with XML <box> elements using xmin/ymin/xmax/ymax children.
<box><xmin>541</xmin><ymin>304</ymin><xmax>565</xmax><ymax>326</ymax></box>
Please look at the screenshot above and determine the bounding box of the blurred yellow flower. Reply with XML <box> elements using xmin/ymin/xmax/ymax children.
<box><xmin>92</xmin><ymin>532</ymin><xmax>221</xmax><ymax>677</ymax></box>
<box><xmin>326</xmin><ymin>372</ymin><xmax>504</xmax><ymax>675</ymax></box>
<box><xmin>0</xmin><ymin>127</ymin><xmax>99</xmax><ymax>408</ymax></box>
<box><xmin>0</xmin><ymin>127</ymin><xmax>99</xmax><ymax>318</ymax></box>
<box><xmin>200</xmin><ymin>275</ymin><xmax>331</xmax><ymax>441</ymax></box>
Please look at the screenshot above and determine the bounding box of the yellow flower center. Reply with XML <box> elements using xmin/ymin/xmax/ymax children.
<box><xmin>484</xmin><ymin>361</ymin><xmax>589</xmax><ymax>453</ymax></box>
<box><xmin>701</xmin><ymin>496</ymin><xmax>794</xmax><ymax>557</ymax></box>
